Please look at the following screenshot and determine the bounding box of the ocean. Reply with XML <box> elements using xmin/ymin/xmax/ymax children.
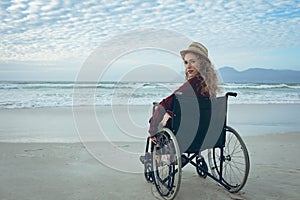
<box><xmin>1</xmin><ymin>81</ymin><xmax>300</xmax><ymax>143</ymax></box>
<box><xmin>0</xmin><ymin>81</ymin><xmax>299</xmax><ymax>109</ymax></box>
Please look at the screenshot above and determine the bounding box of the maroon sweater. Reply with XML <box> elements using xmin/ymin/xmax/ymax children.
<box><xmin>148</xmin><ymin>76</ymin><xmax>210</xmax><ymax>135</ymax></box>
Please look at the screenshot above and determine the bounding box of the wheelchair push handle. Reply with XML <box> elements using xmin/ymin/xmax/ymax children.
<box><xmin>152</xmin><ymin>102</ymin><xmax>158</xmax><ymax>114</ymax></box>
<box><xmin>226</xmin><ymin>92</ymin><xmax>237</xmax><ymax>97</ymax></box>
<box><xmin>153</xmin><ymin>102</ymin><xmax>158</xmax><ymax>106</ymax></box>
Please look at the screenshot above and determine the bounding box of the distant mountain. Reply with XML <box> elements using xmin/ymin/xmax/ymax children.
<box><xmin>218</xmin><ymin>67</ymin><xmax>300</xmax><ymax>83</ymax></box>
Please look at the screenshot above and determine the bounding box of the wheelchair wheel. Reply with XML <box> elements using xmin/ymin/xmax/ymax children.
<box><xmin>152</xmin><ymin>128</ymin><xmax>182</xmax><ymax>200</ymax></box>
<box><xmin>208</xmin><ymin>126</ymin><xmax>250</xmax><ymax>193</ymax></box>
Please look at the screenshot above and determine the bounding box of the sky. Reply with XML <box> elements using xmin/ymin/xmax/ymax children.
<box><xmin>1</xmin><ymin>0</ymin><xmax>300</xmax><ymax>81</ymax></box>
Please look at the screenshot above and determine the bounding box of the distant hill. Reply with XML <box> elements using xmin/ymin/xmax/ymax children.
<box><xmin>218</xmin><ymin>67</ymin><xmax>300</xmax><ymax>83</ymax></box>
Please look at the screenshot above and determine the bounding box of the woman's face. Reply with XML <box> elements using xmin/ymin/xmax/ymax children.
<box><xmin>184</xmin><ymin>52</ymin><xmax>200</xmax><ymax>79</ymax></box>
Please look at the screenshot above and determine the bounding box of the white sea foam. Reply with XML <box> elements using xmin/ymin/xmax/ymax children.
<box><xmin>0</xmin><ymin>81</ymin><xmax>299</xmax><ymax>108</ymax></box>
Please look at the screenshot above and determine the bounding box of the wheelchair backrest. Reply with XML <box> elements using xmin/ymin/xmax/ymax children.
<box><xmin>171</xmin><ymin>94</ymin><xmax>227</xmax><ymax>153</ymax></box>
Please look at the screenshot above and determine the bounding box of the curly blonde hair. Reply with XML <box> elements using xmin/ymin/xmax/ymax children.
<box><xmin>185</xmin><ymin>53</ymin><xmax>220</xmax><ymax>97</ymax></box>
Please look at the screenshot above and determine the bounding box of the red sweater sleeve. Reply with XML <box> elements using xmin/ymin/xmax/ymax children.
<box><xmin>148</xmin><ymin>94</ymin><xmax>173</xmax><ymax>135</ymax></box>
<box><xmin>148</xmin><ymin>78</ymin><xmax>198</xmax><ymax>135</ymax></box>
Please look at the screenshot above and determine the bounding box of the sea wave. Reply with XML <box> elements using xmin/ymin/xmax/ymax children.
<box><xmin>0</xmin><ymin>81</ymin><xmax>182</xmax><ymax>89</ymax></box>
<box><xmin>221</xmin><ymin>83</ymin><xmax>300</xmax><ymax>89</ymax></box>
<box><xmin>0</xmin><ymin>81</ymin><xmax>299</xmax><ymax>108</ymax></box>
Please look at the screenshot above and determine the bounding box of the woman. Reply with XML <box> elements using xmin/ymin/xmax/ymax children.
<box><xmin>148</xmin><ymin>42</ymin><xmax>220</xmax><ymax>138</ymax></box>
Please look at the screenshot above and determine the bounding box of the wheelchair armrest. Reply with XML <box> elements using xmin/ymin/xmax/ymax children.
<box><xmin>226</xmin><ymin>92</ymin><xmax>237</xmax><ymax>97</ymax></box>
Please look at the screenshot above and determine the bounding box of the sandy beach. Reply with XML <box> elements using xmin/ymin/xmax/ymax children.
<box><xmin>1</xmin><ymin>104</ymin><xmax>300</xmax><ymax>199</ymax></box>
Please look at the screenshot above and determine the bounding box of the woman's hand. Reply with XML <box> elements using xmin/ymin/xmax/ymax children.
<box><xmin>150</xmin><ymin>136</ymin><xmax>157</xmax><ymax>144</ymax></box>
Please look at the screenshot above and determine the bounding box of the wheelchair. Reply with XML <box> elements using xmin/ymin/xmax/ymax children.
<box><xmin>142</xmin><ymin>92</ymin><xmax>250</xmax><ymax>200</ymax></box>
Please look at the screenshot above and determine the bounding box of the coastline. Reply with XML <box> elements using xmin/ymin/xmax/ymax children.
<box><xmin>0</xmin><ymin>103</ymin><xmax>299</xmax><ymax>142</ymax></box>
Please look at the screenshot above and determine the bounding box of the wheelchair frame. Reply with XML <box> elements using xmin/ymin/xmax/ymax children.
<box><xmin>143</xmin><ymin>92</ymin><xmax>250</xmax><ymax>200</ymax></box>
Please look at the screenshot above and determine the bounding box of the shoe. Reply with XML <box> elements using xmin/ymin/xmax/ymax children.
<box><xmin>140</xmin><ymin>155</ymin><xmax>145</xmax><ymax>164</ymax></box>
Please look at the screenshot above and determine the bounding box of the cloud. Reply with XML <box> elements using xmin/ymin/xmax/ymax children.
<box><xmin>0</xmin><ymin>0</ymin><xmax>299</xmax><ymax>70</ymax></box>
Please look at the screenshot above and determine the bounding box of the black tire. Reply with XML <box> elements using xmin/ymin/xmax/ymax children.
<box><xmin>152</xmin><ymin>128</ymin><xmax>182</xmax><ymax>200</ymax></box>
<box><xmin>195</xmin><ymin>156</ymin><xmax>208</xmax><ymax>178</ymax></box>
<box><xmin>144</xmin><ymin>152</ymin><xmax>153</xmax><ymax>183</ymax></box>
<box><xmin>208</xmin><ymin>126</ymin><xmax>250</xmax><ymax>193</ymax></box>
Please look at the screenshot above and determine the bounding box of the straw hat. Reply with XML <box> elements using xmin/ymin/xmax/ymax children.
<box><xmin>180</xmin><ymin>42</ymin><xmax>208</xmax><ymax>59</ymax></box>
